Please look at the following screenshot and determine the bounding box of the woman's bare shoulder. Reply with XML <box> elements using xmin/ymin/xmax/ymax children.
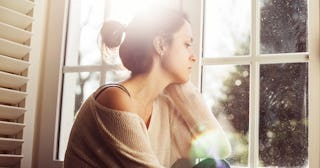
<box><xmin>95</xmin><ymin>86</ymin><xmax>133</xmax><ymax>112</ymax></box>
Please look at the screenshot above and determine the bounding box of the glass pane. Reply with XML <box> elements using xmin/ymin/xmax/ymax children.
<box><xmin>65</xmin><ymin>0</ymin><xmax>105</xmax><ymax>66</ymax></box>
<box><xmin>103</xmin><ymin>48</ymin><xmax>130</xmax><ymax>83</ymax></box>
<box><xmin>260</xmin><ymin>0</ymin><xmax>308</xmax><ymax>54</ymax></box>
<box><xmin>259</xmin><ymin>63</ymin><xmax>308</xmax><ymax>167</ymax></box>
<box><xmin>202</xmin><ymin>65</ymin><xmax>250</xmax><ymax>167</ymax></box>
<box><xmin>203</xmin><ymin>0</ymin><xmax>251</xmax><ymax>57</ymax></box>
<box><xmin>58</xmin><ymin>72</ymin><xmax>100</xmax><ymax>159</ymax></box>
<box><xmin>107</xmin><ymin>0</ymin><xmax>155</xmax><ymax>23</ymax></box>
<box><xmin>105</xmin><ymin>70</ymin><xmax>130</xmax><ymax>83</ymax></box>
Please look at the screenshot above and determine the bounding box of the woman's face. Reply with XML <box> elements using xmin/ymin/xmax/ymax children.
<box><xmin>161</xmin><ymin>21</ymin><xmax>197</xmax><ymax>83</ymax></box>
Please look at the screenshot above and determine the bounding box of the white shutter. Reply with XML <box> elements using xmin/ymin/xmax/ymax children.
<box><xmin>0</xmin><ymin>0</ymin><xmax>34</xmax><ymax>167</ymax></box>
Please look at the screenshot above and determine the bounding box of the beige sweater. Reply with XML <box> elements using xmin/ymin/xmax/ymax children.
<box><xmin>64</xmin><ymin>82</ymin><xmax>231</xmax><ymax>168</ymax></box>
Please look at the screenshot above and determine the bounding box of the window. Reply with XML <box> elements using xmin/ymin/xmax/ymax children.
<box><xmin>200</xmin><ymin>0</ymin><xmax>310</xmax><ymax>167</ymax></box>
<box><xmin>36</xmin><ymin>0</ymin><xmax>320</xmax><ymax>167</ymax></box>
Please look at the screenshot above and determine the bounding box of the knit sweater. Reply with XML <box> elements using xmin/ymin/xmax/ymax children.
<box><xmin>64</xmin><ymin>82</ymin><xmax>231</xmax><ymax>168</ymax></box>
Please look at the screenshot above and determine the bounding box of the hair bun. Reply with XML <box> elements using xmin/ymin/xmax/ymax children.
<box><xmin>101</xmin><ymin>21</ymin><xmax>126</xmax><ymax>49</ymax></box>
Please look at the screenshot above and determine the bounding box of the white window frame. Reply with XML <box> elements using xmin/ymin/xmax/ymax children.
<box><xmin>184</xmin><ymin>0</ymin><xmax>320</xmax><ymax>167</ymax></box>
<box><xmin>34</xmin><ymin>0</ymin><xmax>68</xmax><ymax>167</ymax></box>
<box><xmin>34</xmin><ymin>0</ymin><xmax>320</xmax><ymax>167</ymax></box>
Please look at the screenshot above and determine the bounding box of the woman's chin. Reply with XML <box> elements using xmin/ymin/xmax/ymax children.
<box><xmin>173</xmin><ymin>77</ymin><xmax>189</xmax><ymax>84</ymax></box>
<box><xmin>167</xmin><ymin>73</ymin><xmax>191</xmax><ymax>85</ymax></box>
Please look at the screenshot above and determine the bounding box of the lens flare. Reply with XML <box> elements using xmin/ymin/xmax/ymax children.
<box><xmin>190</xmin><ymin>130</ymin><xmax>229</xmax><ymax>160</ymax></box>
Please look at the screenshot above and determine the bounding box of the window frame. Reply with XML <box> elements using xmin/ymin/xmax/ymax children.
<box><xmin>35</xmin><ymin>0</ymin><xmax>68</xmax><ymax>167</ymax></box>
<box><xmin>184</xmin><ymin>0</ymin><xmax>319</xmax><ymax>167</ymax></box>
<box><xmin>35</xmin><ymin>0</ymin><xmax>320</xmax><ymax>167</ymax></box>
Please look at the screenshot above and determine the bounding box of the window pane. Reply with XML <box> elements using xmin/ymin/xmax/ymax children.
<box><xmin>260</xmin><ymin>0</ymin><xmax>308</xmax><ymax>54</ymax></box>
<box><xmin>202</xmin><ymin>65</ymin><xmax>250</xmax><ymax>166</ymax></box>
<box><xmin>203</xmin><ymin>0</ymin><xmax>251</xmax><ymax>57</ymax></box>
<box><xmin>259</xmin><ymin>63</ymin><xmax>308</xmax><ymax>167</ymax></box>
<box><xmin>58</xmin><ymin>72</ymin><xmax>100</xmax><ymax>159</ymax></box>
<box><xmin>107</xmin><ymin>0</ymin><xmax>156</xmax><ymax>23</ymax></box>
<box><xmin>65</xmin><ymin>0</ymin><xmax>105</xmax><ymax>66</ymax></box>
<box><xmin>103</xmin><ymin>48</ymin><xmax>130</xmax><ymax>83</ymax></box>
<box><xmin>105</xmin><ymin>70</ymin><xmax>130</xmax><ymax>83</ymax></box>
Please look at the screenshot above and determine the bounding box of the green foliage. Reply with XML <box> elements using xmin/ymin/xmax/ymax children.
<box><xmin>212</xmin><ymin>0</ymin><xmax>308</xmax><ymax>167</ymax></box>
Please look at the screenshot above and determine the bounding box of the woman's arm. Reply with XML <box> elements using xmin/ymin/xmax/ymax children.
<box><xmin>165</xmin><ymin>81</ymin><xmax>232</xmax><ymax>159</ymax></box>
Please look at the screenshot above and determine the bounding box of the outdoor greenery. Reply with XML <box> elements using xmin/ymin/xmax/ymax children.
<box><xmin>212</xmin><ymin>0</ymin><xmax>308</xmax><ymax>167</ymax></box>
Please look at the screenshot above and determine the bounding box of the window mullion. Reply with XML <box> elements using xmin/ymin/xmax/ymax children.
<box><xmin>257</xmin><ymin>53</ymin><xmax>309</xmax><ymax>64</ymax></box>
<box><xmin>63</xmin><ymin>65</ymin><xmax>102</xmax><ymax>72</ymax></box>
<box><xmin>100</xmin><ymin>50</ymin><xmax>107</xmax><ymax>85</ymax></box>
<box><xmin>100</xmin><ymin>69</ymin><xmax>106</xmax><ymax>86</ymax></box>
<box><xmin>308</xmin><ymin>0</ymin><xmax>320</xmax><ymax>167</ymax></box>
<box><xmin>202</xmin><ymin>56</ymin><xmax>251</xmax><ymax>65</ymax></box>
<box><xmin>248</xmin><ymin>0</ymin><xmax>260</xmax><ymax>167</ymax></box>
<box><xmin>62</xmin><ymin>65</ymin><xmax>124</xmax><ymax>72</ymax></box>
<box><xmin>249</xmin><ymin>63</ymin><xmax>260</xmax><ymax>168</ymax></box>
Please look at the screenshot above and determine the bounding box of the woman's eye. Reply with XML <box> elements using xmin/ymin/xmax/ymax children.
<box><xmin>185</xmin><ymin>43</ymin><xmax>191</xmax><ymax>48</ymax></box>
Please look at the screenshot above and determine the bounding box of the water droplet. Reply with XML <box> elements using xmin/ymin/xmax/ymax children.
<box><xmin>235</xmin><ymin>80</ymin><xmax>242</xmax><ymax>86</ymax></box>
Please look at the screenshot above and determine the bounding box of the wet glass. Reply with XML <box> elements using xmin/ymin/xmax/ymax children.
<box><xmin>259</xmin><ymin>63</ymin><xmax>308</xmax><ymax>167</ymax></box>
<box><xmin>260</xmin><ymin>0</ymin><xmax>308</xmax><ymax>54</ymax></box>
<box><xmin>58</xmin><ymin>72</ymin><xmax>100</xmax><ymax>159</ymax></box>
<box><xmin>203</xmin><ymin>0</ymin><xmax>251</xmax><ymax>57</ymax></box>
<box><xmin>202</xmin><ymin>65</ymin><xmax>250</xmax><ymax>167</ymax></box>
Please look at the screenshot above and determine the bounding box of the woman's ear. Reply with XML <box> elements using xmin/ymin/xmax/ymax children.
<box><xmin>153</xmin><ymin>36</ymin><xmax>167</xmax><ymax>56</ymax></box>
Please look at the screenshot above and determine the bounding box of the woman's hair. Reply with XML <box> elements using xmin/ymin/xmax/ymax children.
<box><xmin>100</xmin><ymin>7</ymin><xmax>189</xmax><ymax>75</ymax></box>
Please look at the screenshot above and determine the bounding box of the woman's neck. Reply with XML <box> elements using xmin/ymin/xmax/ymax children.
<box><xmin>123</xmin><ymin>72</ymin><xmax>169</xmax><ymax>104</ymax></box>
<box><xmin>121</xmin><ymin>66</ymin><xmax>171</xmax><ymax>125</ymax></box>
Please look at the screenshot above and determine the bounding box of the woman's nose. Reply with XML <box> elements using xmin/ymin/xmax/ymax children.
<box><xmin>190</xmin><ymin>55</ymin><xmax>197</xmax><ymax>62</ymax></box>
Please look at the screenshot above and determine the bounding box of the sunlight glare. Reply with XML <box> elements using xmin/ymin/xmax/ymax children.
<box><xmin>190</xmin><ymin>130</ymin><xmax>231</xmax><ymax>160</ymax></box>
<box><xmin>109</xmin><ymin>0</ymin><xmax>170</xmax><ymax>24</ymax></box>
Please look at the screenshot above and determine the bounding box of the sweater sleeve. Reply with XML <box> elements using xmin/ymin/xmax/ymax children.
<box><xmin>164</xmin><ymin>81</ymin><xmax>232</xmax><ymax>160</ymax></box>
<box><xmin>64</xmin><ymin>97</ymin><xmax>164</xmax><ymax>168</ymax></box>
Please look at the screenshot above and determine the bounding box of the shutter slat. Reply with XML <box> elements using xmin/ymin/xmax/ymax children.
<box><xmin>0</xmin><ymin>22</ymin><xmax>32</xmax><ymax>44</ymax></box>
<box><xmin>0</xmin><ymin>38</ymin><xmax>31</xmax><ymax>59</ymax></box>
<box><xmin>0</xmin><ymin>6</ymin><xmax>33</xmax><ymax>29</ymax></box>
<box><xmin>0</xmin><ymin>154</ymin><xmax>23</xmax><ymax>167</ymax></box>
<box><xmin>0</xmin><ymin>121</ymin><xmax>25</xmax><ymax>135</ymax></box>
<box><xmin>0</xmin><ymin>1</ymin><xmax>34</xmax><ymax>166</ymax></box>
<box><xmin>0</xmin><ymin>0</ymin><xmax>34</xmax><ymax>15</ymax></box>
<box><xmin>0</xmin><ymin>54</ymin><xmax>30</xmax><ymax>74</ymax></box>
<box><xmin>0</xmin><ymin>88</ymin><xmax>27</xmax><ymax>105</ymax></box>
<box><xmin>0</xmin><ymin>137</ymin><xmax>23</xmax><ymax>151</ymax></box>
<box><xmin>0</xmin><ymin>71</ymin><xmax>29</xmax><ymax>89</ymax></box>
<box><xmin>0</xmin><ymin>104</ymin><xmax>25</xmax><ymax>120</ymax></box>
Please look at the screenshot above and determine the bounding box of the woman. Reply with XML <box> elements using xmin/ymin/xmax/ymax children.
<box><xmin>64</xmin><ymin>7</ymin><xmax>231</xmax><ymax>168</ymax></box>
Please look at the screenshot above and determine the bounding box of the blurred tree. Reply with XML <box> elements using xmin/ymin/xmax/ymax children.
<box><xmin>259</xmin><ymin>63</ymin><xmax>308</xmax><ymax>167</ymax></box>
<box><xmin>213</xmin><ymin>65</ymin><xmax>250</xmax><ymax>165</ymax></box>
<box><xmin>259</xmin><ymin>0</ymin><xmax>308</xmax><ymax>165</ymax></box>
<box><xmin>260</xmin><ymin>0</ymin><xmax>307</xmax><ymax>53</ymax></box>
<box><xmin>213</xmin><ymin>0</ymin><xmax>308</xmax><ymax>167</ymax></box>
<box><xmin>218</xmin><ymin>65</ymin><xmax>250</xmax><ymax>134</ymax></box>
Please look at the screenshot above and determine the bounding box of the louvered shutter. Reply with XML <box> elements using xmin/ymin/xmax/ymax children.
<box><xmin>0</xmin><ymin>0</ymin><xmax>34</xmax><ymax>167</ymax></box>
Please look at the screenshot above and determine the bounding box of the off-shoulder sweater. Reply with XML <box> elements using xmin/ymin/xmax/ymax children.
<box><xmin>64</xmin><ymin>82</ymin><xmax>231</xmax><ymax>168</ymax></box>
